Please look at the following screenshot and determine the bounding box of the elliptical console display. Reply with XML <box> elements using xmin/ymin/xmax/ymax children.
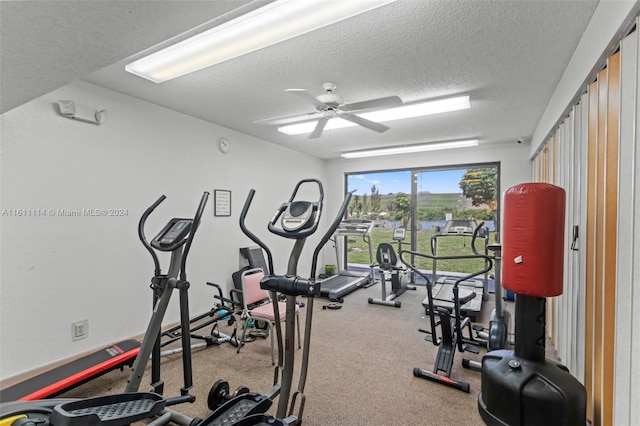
<box><xmin>151</xmin><ymin>219</ymin><xmax>192</xmax><ymax>250</ymax></box>
<box><xmin>267</xmin><ymin>180</ymin><xmax>323</xmax><ymax>239</ymax></box>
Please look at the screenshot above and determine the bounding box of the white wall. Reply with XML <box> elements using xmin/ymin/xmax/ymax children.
<box><xmin>0</xmin><ymin>80</ymin><xmax>532</xmax><ymax>381</ymax></box>
<box><xmin>0</xmin><ymin>80</ymin><xmax>326</xmax><ymax>380</ymax></box>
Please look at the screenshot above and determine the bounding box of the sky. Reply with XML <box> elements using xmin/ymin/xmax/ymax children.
<box><xmin>347</xmin><ymin>169</ymin><xmax>467</xmax><ymax>195</ymax></box>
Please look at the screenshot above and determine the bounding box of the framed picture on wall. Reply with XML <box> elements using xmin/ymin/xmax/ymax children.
<box><xmin>214</xmin><ymin>189</ymin><xmax>231</xmax><ymax>217</ymax></box>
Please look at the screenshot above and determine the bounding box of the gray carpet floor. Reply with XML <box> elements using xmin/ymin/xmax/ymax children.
<box><xmin>59</xmin><ymin>281</ymin><xmax>528</xmax><ymax>425</ymax></box>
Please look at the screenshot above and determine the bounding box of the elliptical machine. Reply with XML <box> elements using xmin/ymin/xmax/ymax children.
<box><xmin>137</xmin><ymin>194</ymin><xmax>240</xmax><ymax>395</ymax></box>
<box><xmin>202</xmin><ymin>179</ymin><xmax>354</xmax><ymax>425</ymax></box>
<box><xmin>368</xmin><ymin>228</ymin><xmax>416</xmax><ymax>308</ymax></box>
<box><xmin>0</xmin><ymin>192</ymin><xmax>212</xmax><ymax>425</ymax></box>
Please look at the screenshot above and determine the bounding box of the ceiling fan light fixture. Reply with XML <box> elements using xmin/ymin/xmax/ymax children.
<box><xmin>341</xmin><ymin>139</ymin><xmax>479</xmax><ymax>159</ymax></box>
<box><xmin>277</xmin><ymin>95</ymin><xmax>470</xmax><ymax>136</ymax></box>
<box><xmin>125</xmin><ymin>0</ymin><xmax>398</xmax><ymax>83</ymax></box>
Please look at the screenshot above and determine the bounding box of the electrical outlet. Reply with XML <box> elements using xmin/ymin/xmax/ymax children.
<box><xmin>72</xmin><ymin>320</ymin><xmax>88</xmax><ymax>341</ymax></box>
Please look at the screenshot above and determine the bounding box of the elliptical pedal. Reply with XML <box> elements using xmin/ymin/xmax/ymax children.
<box><xmin>201</xmin><ymin>393</ymin><xmax>274</xmax><ymax>426</ymax></box>
<box><xmin>49</xmin><ymin>393</ymin><xmax>165</xmax><ymax>426</ymax></box>
<box><xmin>463</xmin><ymin>345</ymin><xmax>480</xmax><ymax>354</ymax></box>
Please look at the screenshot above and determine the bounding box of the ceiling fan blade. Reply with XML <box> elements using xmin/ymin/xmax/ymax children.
<box><xmin>285</xmin><ymin>89</ymin><xmax>325</xmax><ymax>108</ymax></box>
<box><xmin>340</xmin><ymin>114</ymin><xmax>389</xmax><ymax>133</ymax></box>
<box><xmin>254</xmin><ymin>111</ymin><xmax>323</xmax><ymax>126</ymax></box>
<box><xmin>309</xmin><ymin>117</ymin><xmax>329</xmax><ymax>139</ymax></box>
<box><xmin>341</xmin><ymin>95</ymin><xmax>403</xmax><ymax>112</ymax></box>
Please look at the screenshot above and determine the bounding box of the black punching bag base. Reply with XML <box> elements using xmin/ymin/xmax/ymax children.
<box><xmin>478</xmin><ymin>349</ymin><xmax>586</xmax><ymax>426</ymax></box>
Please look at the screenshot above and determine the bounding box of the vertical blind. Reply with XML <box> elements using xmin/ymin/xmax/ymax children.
<box><xmin>531</xmin><ymin>20</ymin><xmax>639</xmax><ymax>426</ymax></box>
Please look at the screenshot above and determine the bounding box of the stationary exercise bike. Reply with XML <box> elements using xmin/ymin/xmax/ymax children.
<box><xmin>399</xmin><ymin>247</ymin><xmax>493</xmax><ymax>392</ymax></box>
<box><xmin>368</xmin><ymin>228</ymin><xmax>416</xmax><ymax>308</ymax></box>
<box><xmin>462</xmin><ymin>222</ymin><xmax>512</xmax><ymax>371</ymax></box>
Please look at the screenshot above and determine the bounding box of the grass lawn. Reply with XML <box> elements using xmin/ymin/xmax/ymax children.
<box><xmin>342</xmin><ymin>227</ymin><xmax>495</xmax><ymax>275</ymax></box>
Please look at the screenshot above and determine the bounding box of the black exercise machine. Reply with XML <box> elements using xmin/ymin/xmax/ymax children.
<box><xmin>0</xmin><ymin>192</ymin><xmax>211</xmax><ymax>425</ymax></box>
<box><xmin>400</xmin><ymin>248</ymin><xmax>493</xmax><ymax>393</ymax></box>
<box><xmin>319</xmin><ymin>219</ymin><xmax>374</xmax><ymax>301</ymax></box>
<box><xmin>0</xmin><ymin>193</ymin><xmax>224</xmax><ymax>404</ymax></box>
<box><xmin>132</xmin><ymin>193</ymin><xmax>213</xmax><ymax>398</ymax></box>
<box><xmin>426</xmin><ymin>219</ymin><xmax>489</xmax><ymax>321</ymax></box>
<box><xmin>203</xmin><ymin>180</ymin><xmax>353</xmax><ymax>424</ymax></box>
<box><xmin>368</xmin><ymin>228</ymin><xmax>416</xmax><ymax>308</ymax></box>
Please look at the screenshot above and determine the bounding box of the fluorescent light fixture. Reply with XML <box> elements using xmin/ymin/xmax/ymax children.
<box><xmin>278</xmin><ymin>95</ymin><xmax>470</xmax><ymax>135</ymax></box>
<box><xmin>341</xmin><ymin>139</ymin><xmax>479</xmax><ymax>159</ymax></box>
<box><xmin>126</xmin><ymin>0</ymin><xmax>397</xmax><ymax>83</ymax></box>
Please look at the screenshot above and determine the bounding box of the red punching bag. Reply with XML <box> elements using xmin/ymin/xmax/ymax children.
<box><xmin>502</xmin><ymin>183</ymin><xmax>565</xmax><ymax>297</ymax></box>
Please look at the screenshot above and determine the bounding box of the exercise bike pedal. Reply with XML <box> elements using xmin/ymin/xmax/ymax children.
<box><xmin>472</xmin><ymin>324</ymin><xmax>485</xmax><ymax>332</ymax></box>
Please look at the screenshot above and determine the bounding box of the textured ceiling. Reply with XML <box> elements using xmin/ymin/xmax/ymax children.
<box><xmin>1</xmin><ymin>1</ymin><xmax>599</xmax><ymax>160</ymax></box>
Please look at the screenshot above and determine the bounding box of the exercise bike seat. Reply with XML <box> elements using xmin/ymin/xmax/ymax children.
<box><xmin>376</xmin><ymin>243</ymin><xmax>401</xmax><ymax>271</ymax></box>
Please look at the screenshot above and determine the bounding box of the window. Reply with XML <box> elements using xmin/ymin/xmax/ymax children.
<box><xmin>344</xmin><ymin>163</ymin><xmax>499</xmax><ymax>276</ymax></box>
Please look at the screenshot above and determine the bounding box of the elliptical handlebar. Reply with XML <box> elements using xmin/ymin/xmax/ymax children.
<box><xmin>430</xmin><ymin>233</ymin><xmax>436</xmax><ymax>256</ymax></box>
<box><xmin>180</xmin><ymin>191</ymin><xmax>210</xmax><ymax>281</ymax></box>
<box><xmin>139</xmin><ymin>195</ymin><xmax>167</xmax><ymax>276</ymax></box>
<box><xmin>470</xmin><ymin>221</ymin><xmax>486</xmax><ymax>256</ymax></box>
<box><xmin>288</xmin><ymin>178</ymin><xmax>324</xmax><ymax>203</ymax></box>
<box><xmin>239</xmin><ymin>189</ymin><xmax>275</xmax><ymax>275</ymax></box>
<box><xmin>399</xmin><ymin>249</ymin><xmax>494</xmax><ymax>288</ymax></box>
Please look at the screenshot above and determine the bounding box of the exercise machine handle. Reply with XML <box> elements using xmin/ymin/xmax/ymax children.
<box><xmin>399</xmin><ymin>249</ymin><xmax>494</xmax><ymax>288</ymax></box>
<box><xmin>287</xmin><ymin>178</ymin><xmax>324</xmax><ymax>203</ymax></box>
<box><xmin>139</xmin><ymin>195</ymin><xmax>166</xmax><ymax>276</ymax></box>
<box><xmin>470</xmin><ymin>221</ymin><xmax>485</xmax><ymax>256</ymax></box>
<box><xmin>260</xmin><ymin>275</ymin><xmax>321</xmax><ymax>297</ymax></box>
<box><xmin>267</xmin><ymin>179</ymin><xmax>324</xmax><ymax>240</ymax></box>
<box><xmin>239</xmin><ymin>189</ymin><xmax>275</xmax><ymax>275</ymax></box>
<box><xmin>180</xmin><ymin>191</ymin><xmax>209</xmax><ymax>281</ymax></box>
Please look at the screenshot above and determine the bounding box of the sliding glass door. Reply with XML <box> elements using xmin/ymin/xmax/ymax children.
<box><xmin>344</xmin><ymin>163</ymin><xmax>499</xmax><ymax>276</ymax></box>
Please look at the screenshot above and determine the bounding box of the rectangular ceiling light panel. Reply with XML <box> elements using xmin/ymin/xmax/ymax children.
<box><xmin>126</xmin><ymin>0</ymin><xmax>397</xmax><ymax>83</ymax></box>
<box><xmin>341</xmin><ymin>139</ymin><xmax>479</xmax><ymax>158</ymax></box>
<box><xmin>278</xmin><ymin>95</ymin><xmax>471</xmax><ymax>135</ymax></box>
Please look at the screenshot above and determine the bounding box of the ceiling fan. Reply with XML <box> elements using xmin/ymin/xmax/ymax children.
<box><xmin>255</xmin><ymin>82</ymin><xmax>403</xmax><ymax>138</ymax></box>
